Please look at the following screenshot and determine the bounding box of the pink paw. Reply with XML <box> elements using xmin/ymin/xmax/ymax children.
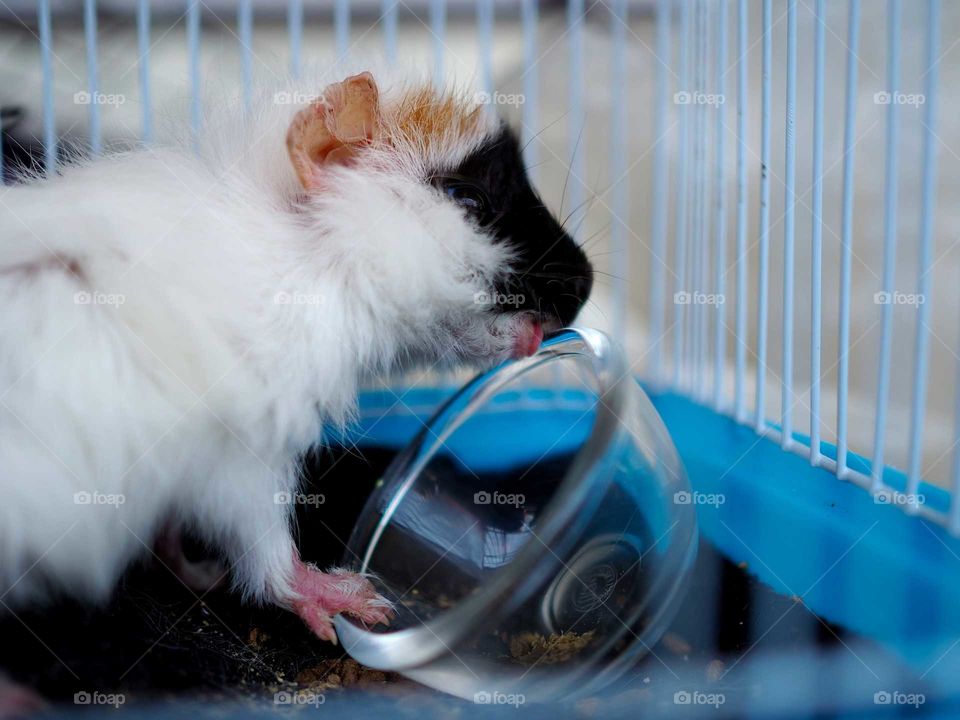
<box><xmin>290</xmin><ymin>563</ymin><xmax>394</xmax><ymax>644</ymax></box>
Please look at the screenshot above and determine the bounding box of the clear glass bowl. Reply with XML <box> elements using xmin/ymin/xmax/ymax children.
<box><xmin>335</xmin><ymin>328</ymin><xmax>698</xmax><ymax>702</ymax></box>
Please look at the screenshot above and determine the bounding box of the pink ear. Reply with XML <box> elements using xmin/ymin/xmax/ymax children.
<box><xmin>286</xmin><ymin>72</ymin><xmax>382</xmax><ymax>191</ymax></box>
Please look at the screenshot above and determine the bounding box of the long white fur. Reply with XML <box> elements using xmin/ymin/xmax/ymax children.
<box><xmin>0</xmin><ymin>67</ymin><xmax>526</xmax><ymax>610</ymax></box>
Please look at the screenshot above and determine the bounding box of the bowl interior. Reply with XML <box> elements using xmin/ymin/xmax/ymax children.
<box><xmin>352</xmin><ymin>349</ymin><xmax>602</xmax><ymax>632</ymax></box>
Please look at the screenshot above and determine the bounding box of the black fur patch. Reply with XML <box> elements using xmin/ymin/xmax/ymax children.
<box><xmin>430</xmin><ymin>125</ymin><xmax>593</xmax><ymax>327</ymax></box>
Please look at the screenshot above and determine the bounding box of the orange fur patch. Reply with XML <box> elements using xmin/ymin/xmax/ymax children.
<box><xmin>386</xmin><ymin>85</ymin><xmax>486</xmax><ymax>152</ymax></box>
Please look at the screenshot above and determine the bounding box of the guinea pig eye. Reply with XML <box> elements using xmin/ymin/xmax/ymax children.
<box><xmin>445</xmin><ymin>184</ymin><xmax>486</xmax><ymax>212</ymax></box>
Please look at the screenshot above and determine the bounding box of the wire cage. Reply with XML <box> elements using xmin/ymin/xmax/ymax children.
<box><xmin>3</xmin><ymin>0</ymin><xmax>960</xmax><ymax>717</ymax></box>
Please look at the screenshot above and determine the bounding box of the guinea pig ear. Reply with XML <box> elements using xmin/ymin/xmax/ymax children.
<box><xmin>286</xmin><ymin>71</ymin><xmax>382</xmax><ymax>191</ymax></box>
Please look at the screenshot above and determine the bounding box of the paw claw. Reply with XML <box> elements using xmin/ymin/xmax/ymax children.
<box><xmin>289</xmin><ymin>563</ymin><xmax>393</xmax><ymax>643</ymax></box>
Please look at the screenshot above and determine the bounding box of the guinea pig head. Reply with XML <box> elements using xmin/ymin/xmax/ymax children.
<box><xmin>285</xmin><ymin>72</ymin><xmax>593</xmax><ymax>369</ymax></box>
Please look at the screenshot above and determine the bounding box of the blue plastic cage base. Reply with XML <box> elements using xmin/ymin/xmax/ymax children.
<box><xmin>345</xmin><ymin>386</ymin><xmax>960</xmax><ymax>690</ymax></box>
<box><xmin>646</xmin><ymin>390</ymin><xmax>960</xmax><ymax>677</ymax></box>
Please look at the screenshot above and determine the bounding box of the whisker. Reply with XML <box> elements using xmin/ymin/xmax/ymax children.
<box><xmin>560</xmin><ymin>191</ymin><xmax>596</xmax><ymax>230</ymax></box>
<box><xmin>591</xmin><ymin>270</ymin><xmax>628</xmax><ymax>282</ymax></box>
<box><xmin>521</xmin><ymin>111</ymin><xmax>570</xmax><ymax>157</ymax></box>
<box><xmin>559</xmin><ymin>121</ymin><xmax>586</xmax><ymax>222</ymax></box>
<box><xmin>542</xmin><ymin>261</ymin><xmax>598</xmax><ymax>273</ymax></box>
<box><xmin>526</xmin><ymin>272</ymin><xmax>592</xmax><ymax>281</ymax></box>
<box><xmin>571</xmin><ymin>201</ymin><xmax>594</xmax><ymax>240</ymax></box>
<box><xmin>582</xmin><ymin>297</ymin><xmax>608</xmax><ymax>321</ymax></box>
<box><xmin>524</xmin><ymin>160</ymin><xmax>551</xmax><ymax>174</ymax></box>
<box><xmin>580</xmin><ymin>223</ymin><xmax>611</xmax><ymax>253</ymax></box>
<box><xmin>562</xmin><ymin>163</ymin><xmax>605</xmax><ymax>235</ymax></box>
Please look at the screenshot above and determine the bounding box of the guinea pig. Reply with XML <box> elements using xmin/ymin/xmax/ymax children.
<box><xmin>0</xmin><ymin>69</ymin><xmax>592</xmax><ymax>644</ymax></box>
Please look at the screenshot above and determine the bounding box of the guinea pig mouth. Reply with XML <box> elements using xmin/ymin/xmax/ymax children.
<box><xmin>511</xmin><ymin>315</ymin><xmax>544</xmax><ymax>359</ymax></box>
<box><xmin>483</xmin><ymin>311</ymin><xmax>563</xmax><ymax>360</ymax></box>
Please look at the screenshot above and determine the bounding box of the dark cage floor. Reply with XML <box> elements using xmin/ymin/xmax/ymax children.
<box><xmin>0</xmin><ymin>445</ymin><xmax>894</xmax><ymax>717</ymax></box>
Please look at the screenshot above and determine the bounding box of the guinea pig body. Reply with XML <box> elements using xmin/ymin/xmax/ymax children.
<box><xmin>0</xmin><ymin>68</ymin><xmax>592</xmax><ymax>640</ymax></box>
<box><xmin>0</xmin><ymin>138</ymin><xmax>318</xmax><ymax>608</ymax></box>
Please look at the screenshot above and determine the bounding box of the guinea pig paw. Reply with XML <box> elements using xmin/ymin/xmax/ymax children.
<box><xmin>290</xmin><ymin>563</ymin><xmax>394</xmax><ymax>642</ymax></box>
<box><xmin>292</xmin><ymin>600</ymin><xmax>339</xmax><ymax>645</ymax></box>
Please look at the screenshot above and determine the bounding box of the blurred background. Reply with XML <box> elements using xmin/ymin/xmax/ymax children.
<box><xmin>5</xmin><ymin>0</ymin><xmax>956</xmax><ymax>489</ymax></box>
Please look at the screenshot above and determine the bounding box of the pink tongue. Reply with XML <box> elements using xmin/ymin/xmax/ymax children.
<box><xmin>512</xmin><ymin>319</ymin><xmax>544</xmax><ymax>359</ymax></box>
